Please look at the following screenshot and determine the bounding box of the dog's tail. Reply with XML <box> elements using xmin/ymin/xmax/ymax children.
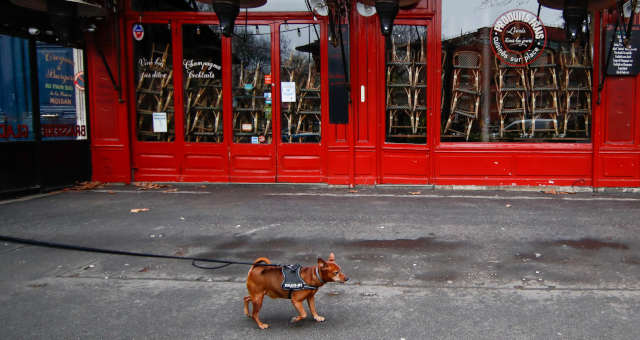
<box><xmin>249</xmin><ymin>257</ymin><xmax>271</xmax><ymax>270</ymax></box>
<box><xmin>253</xmin><ymin>257</ymin><xmax>271</xmax><ymax>266</ymax></box>
<box><xmin>248</xmin><ymin>257</ymin><xmax>271</xmax><ymax>277</ymax></box>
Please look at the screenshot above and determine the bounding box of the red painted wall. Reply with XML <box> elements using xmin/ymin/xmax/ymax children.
<box><xmin>87</xmin><ymin>15</ymin><xmax>131</xmax><ymax>183</ymax></box>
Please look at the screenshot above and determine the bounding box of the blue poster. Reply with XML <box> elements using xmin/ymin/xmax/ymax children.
<box><xmin>0</xmin><ymin>35</ymin><xmax>33</xmax><ymax>141</ymax></box>
<box><xmin>37</xmin><ymin>42</ymin><xmax>86</xmax><ymax>140</ymax></box>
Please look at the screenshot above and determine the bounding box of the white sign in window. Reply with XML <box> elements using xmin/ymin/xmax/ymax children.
<box><xmin>152</xmin><ymin>112</ymin><xmax>168</xmax><ymax>133</ymax></box>
<box><xmin>281</xmin><ymin>82</ymin><xmax>296</xmax><ymax>103</ymax></box>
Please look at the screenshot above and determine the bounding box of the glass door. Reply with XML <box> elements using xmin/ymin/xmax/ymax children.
<box><xmin>129</xmin><ymin>20</ymin><xmax>181</xmax><ymax>181</ymax></box>
<box><xmin>179</xmin><ymin>22</ymin><xmax>228</xmax><ymax>181</ymax></box>
<box><xmin>229</xmin><ymin>24</ymin><xmax>276</xmax><ymax>181</ymax></box>
<box><xmin>276</xmin><ymin>22</ymin><xmax>325</xmax><ymax>182</ymax></box>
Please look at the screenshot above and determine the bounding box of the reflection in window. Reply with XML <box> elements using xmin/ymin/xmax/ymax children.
<box><xmin>183</xmin><ymin>24</ymin><xmax>223</xmax><ymax>143</ymax></box>
<box><xmin>0</xmin><ymin>35</ymin><xmax>33</xmax><ymax>142</ymax></box>
<box><xmin>133</xmin><ymin>23</ymin><xmax>174</xmax><ymax>142</ymax></box>
<box><xmin>132</xmin><ymin>0</ymin><xmax>306</xmax><ymax>12</ymax></box>
<box><xmin>132</xmin><ymin>0</ymin><xmax>212</xmax><ymax>11</ymax></box>
<box><xmin>280</xmin><ymin>24</ymin><xmax>321</xmax><ymax>143</ymax></box>
<box><xmin>441</xmin><ymin>1</ymin><xmax>592</xmax><ymax>143</ymax></box>
<box><xmin>385</xmin><ymin>25</ymin><xmax>427</xmax><ymax>144</ymax></box>
<box><xmin>232</xmin><ymin>25</ymin><xmax>272</xmax><ymax>144</ymax></box>
<box><xmin>37</xmin><ymin>43</ymin><xmax>87</xmax><ymax>141</ymax></box>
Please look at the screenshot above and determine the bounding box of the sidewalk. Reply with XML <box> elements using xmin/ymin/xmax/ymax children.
<box><xmin>1</xmin><ymin>184</ymin><xmax>639</xmax><ymax>339</ymax></box>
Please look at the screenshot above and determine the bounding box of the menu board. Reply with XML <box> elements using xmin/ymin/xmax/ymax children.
<box><xmin>605</xmin><ymin>25</ymin><xmax>640</xmax><ymax>76</ymax></box>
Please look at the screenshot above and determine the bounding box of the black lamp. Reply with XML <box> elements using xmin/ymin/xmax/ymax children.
<box><xmin>563</xmin><ymin>0</ymin><xmax>589</xmax><ymax>41</ymax></box>
<box><xmin>212</xmin><ymin>0</ymin><xmax>240</xmax><ymax>37</ymax></box>
<box><xmin>538</xmin><ymin>0</ymin><xmax>590</xmax><ymax>42</ymax></box>
<box><xmin>211</xmin><ymin>0</ymin><xmax>266</xmax><ymax>37</ymax></box>
<box><xmin>375</xmin><ymin>0</ymin><xmax>399</xmax><ymax>36</ymax></box>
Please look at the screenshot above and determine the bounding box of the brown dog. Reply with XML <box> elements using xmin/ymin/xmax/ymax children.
<box><xmin>243</xmin><ymin>253</ymin><xmax>349</xmax><ymax>329</ymax></box>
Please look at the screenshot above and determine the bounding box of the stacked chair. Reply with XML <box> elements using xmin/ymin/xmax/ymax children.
<box><xmin>494</xmin><ymin>53</ymin><xmax>528</xmax><ymax>138</ymax></box>
<box><xmin>528</xmin><ymin>49</ymin><xmax>559</xmax><ymax>137</ymax></box>
<box><xmin>386</xmin><ymin>33</ymin><xmax>428</xmax><ymax>141</ymax></box>
<box><xmin>443</xmin><ymin>51</ymin><xmax>482</xmax><ymax>141</ymax></box>
<box><xmin>136</xmin><ymin>43</ymin><xmax>174</xmax><ymax>141</ymax></box>
<box><xmin>559</xmin><ymin>43</ymin><xmax>592</xmax><ymax>137</ymax></box>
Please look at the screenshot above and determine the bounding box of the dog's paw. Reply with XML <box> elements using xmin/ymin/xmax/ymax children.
<box><xmin>290</xmin><ymin>316</ymin><xmax>305</xmax><ymax>323</ymax></box>
<box><xmin>258</xmin><ymin>323</ymin><xmax>269</xmax><ymax>330</ymax></box>
<box><xmin>314</xmin><ymin>315</ymin><xmax>325</xmax><ymax>322</ymax></box>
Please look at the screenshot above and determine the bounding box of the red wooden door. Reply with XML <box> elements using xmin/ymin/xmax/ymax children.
<box><xmin>377</xmin><ymin>19</ymin><xmax>433</xmax><ymax>184</ymax></box>
<box><xmin>228</xmin><ymin>23</ymin><xmax>276</xmax><ymax>182</ymax></box>
<box><xmin>178</xmin><ymin>21</ymin><xmax>229</xmax><ymax>182</ymax></box>
<box><xmin>129</xmin><ymin>19</ymin><xmax>183</xmax><ymax>182</ymax></box>
<box><xmin>275</xmin><ymin>21</ymin><xmax>327</xmax><ymax>183</ymax></box>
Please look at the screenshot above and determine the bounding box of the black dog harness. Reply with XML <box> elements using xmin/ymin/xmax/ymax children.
<box><xmin>281</xmin><ymin>264</ymin><xmax>322</xmax><ymax>299</ymax></box>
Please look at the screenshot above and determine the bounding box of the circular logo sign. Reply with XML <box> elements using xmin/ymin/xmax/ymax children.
<box><xmin>490</xmin><ymin>9</ymin><xmax>547</xmax><ymax>66</ymax></box>
<box><xmin>74</xmin><ymin>72</ymin><xmax>85</xmax><ymax>91</ymax></box>
<box><xmin>133</xmin><ymin>24</ymin><xmax>144</xmax><ymax>41</ymax></box>
<box><xmin>258</xmin><ymin>135</ymin><xmax>266</xmax><ymax>143</ymax></box>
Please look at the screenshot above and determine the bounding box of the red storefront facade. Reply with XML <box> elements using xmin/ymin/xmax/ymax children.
<box><xmin>87</xmin><ymin>0</ymin><xmax>640</xmax><ymax>188</ymax></box>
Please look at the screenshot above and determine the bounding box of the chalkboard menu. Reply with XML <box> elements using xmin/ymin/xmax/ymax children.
<box><xmin>605</xmin><ymin>25</ymin><xmax>640</xmax><ymax>76</ymax></box>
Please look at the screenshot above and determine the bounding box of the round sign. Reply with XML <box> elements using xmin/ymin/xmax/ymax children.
<box><xmin>490</xmin><ymin>9</ymin><xmax>547</xmax><ymax>66</ymax></box>
<box><xmin>74</xmin><ymin>72</ymin><xmax>85</xmax><ymax>91</ymax></box>
<box><xmin>258</xmin><ymin>135</ymin><xmax>266</xmax><ymax>143</ymax></box>
<box><xmin>133</xmin><ymin>24</ymin><xmax>145</xmax><ymax>41</ymax></box>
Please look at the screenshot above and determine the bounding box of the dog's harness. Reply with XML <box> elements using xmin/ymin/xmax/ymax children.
<box><xmin>281</xmin><ymin>264</ymin><xmax>322</xmax><ymax>299</ymax></box>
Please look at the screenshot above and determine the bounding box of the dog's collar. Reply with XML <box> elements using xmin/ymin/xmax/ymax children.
<box><xmin>315</xmin><ymin>265</ymin><xmax>325</xmax><ymax>284</ymax></box>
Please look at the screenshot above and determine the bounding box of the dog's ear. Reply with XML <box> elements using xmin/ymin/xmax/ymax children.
<box><xmin>328</xmin><ymin>253</ymin><xmax>335</xmax><ymax>263</ymax></box>
<box><xmin>317</xmin><ymin>257</ymin><xmax>326</xmax><ymax>268</ymax></box>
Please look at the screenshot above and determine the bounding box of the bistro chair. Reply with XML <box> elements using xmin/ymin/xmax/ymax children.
<box><xmin>135</xmin><ymin>43</ymin><xmax>174</xmax><ymax>141</ymax></box>
<box><xmin>443</xmin><ymin>50</ymin><xmax>482</xmax><ymax>141</ymax></box>
<box><xmin>559</xmin><ymin>42</ymin><xmax>592</xmax><ymax>137</ymax></box>
<box><xmin>528</xmin><ymin>49</ymin><xmax>559</xmax><ymax>136</ymax></box>
<box><xmin>494</xmin><ymin>54</ymin><xmax>528</xmax><ymax>137</ymax></box>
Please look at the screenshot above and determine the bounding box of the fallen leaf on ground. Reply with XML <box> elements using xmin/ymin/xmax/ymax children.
<box><xmin>130</xmin><ymin>208</ymin><xmax>150</xmax><ymax>213</ymax></box>
<box><xmin>409</xmin><ymin>191</ymin><xmax>422</xmax><ymax>195</ymax></box>
<box><xmin>348</xmin><ymin>190</ymin><xmax>358</xmax><ymax>193</ymax></box>
<box><xmin>65</xmin><ymin>181</ymin><xmax>103</xmax><ymax>191</ymax></box>
<box><xmin>162</xmin><ymin>188</ymin><xmax>178</xmax><ymax>193</ymax></box>
<box><xmin>544</xmin><ymin>189</ymin><xmax>574</xmax><ymax>195</ymax></box>
<box><xmin>139</xmin><ymin>267</ymin><xmax>149</xmax><ymax>272</ymax></box>
<box><xmin>134</xmin><ymin>182</ymin><xmax>171</xmax><ymax>190</ymax></box>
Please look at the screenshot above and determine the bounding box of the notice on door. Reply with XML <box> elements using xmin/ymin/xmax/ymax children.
<box><xmin>281</xmin><ymin>82</ymin><xmax>296</xmax><ymax>102</ymax></box>
<box><xmin>152</xmin><ymin>112</ymin><xmax>168</xmax><ymax>133</ymax></box>
<box><xmin>605</xmin><ymin>25</ymin><xmax>640</xmax><ymax>76</ymax></box>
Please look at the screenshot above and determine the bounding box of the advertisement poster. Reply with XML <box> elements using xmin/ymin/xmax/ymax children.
<box><xmin>0</xmin><ymin>35</ymin><xmax>33</xmax><ymax>142</ymax></box>
<box><xmin>37</xmin><ymin>43</ymin><xmax>87</xmax><ymax>140</ymax></box>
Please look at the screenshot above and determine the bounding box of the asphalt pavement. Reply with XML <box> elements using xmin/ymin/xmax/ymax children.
<box><xmin>1</xmin><ymin>183</ymin><xmax>640</xmax><ymax>339</ymax></box>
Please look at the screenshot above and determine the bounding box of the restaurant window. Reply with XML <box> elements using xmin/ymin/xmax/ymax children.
<box><xmin>280</xmin><ymin>23</ymin><xmax>322</xmax><ymax>143</ymax></box>
<box><xmin>133</xmin><ymin>23</ymin><xmax>175</xmax><ymax>142</ymax></box>
<box><xmin>232</xmin><ymin>25</ymin><xmax>272</xmax><ymax>144</ymax></box>
<box><xmin>441</xmin><ymin>1</ymin><xmax>593</xmax><ymax>143</ymax></box>
<box><xmin>37</xmin><ymin>43</ymin><xmax>87</xmax><ymax>141</ymax></box>
<box><xmin>182</xmin><ymin>24</ymin><xmax>223</xmax><ymax>143</ymax></box>
<box><xmin>385</xmin><ymin>25</ymin><xmax>427</xmax><ymax>144</ymax></box>
<box><xmin>0</xmin><ymin>35</ymin><xmax>33</xmax><ymax>142</ymax></box>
